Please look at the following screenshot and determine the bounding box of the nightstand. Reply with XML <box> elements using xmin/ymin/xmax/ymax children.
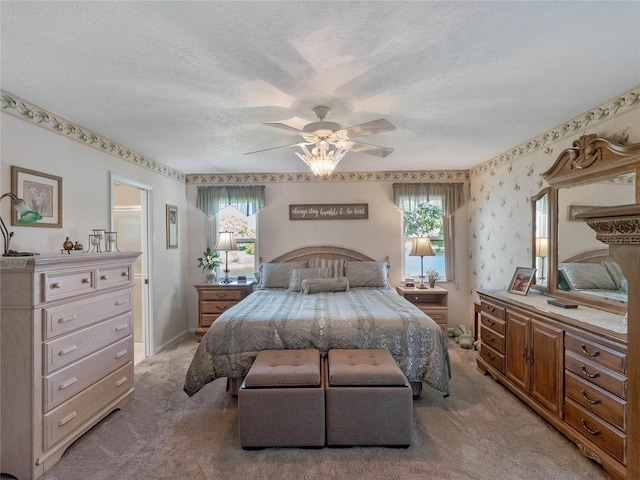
<box><xmin>396</xmin><ymin>285</ymin><xmax>448</xmax><ymax>333</ymax></box>
<box><xmin>194</xmin><ymin>281</ymin><xmax>255</xmax><ymax>339</ymax></box>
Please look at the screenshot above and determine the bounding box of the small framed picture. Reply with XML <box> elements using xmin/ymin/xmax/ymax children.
<box><xmin>508</xmin><ymin>267</ymin><xmax>536</xmax><ymax>295</ymax></box>
<box><xmin>11</xmin><ymin>166</ymin><xmax>62</xmax><ymax>227</ymax></box>
<box><xmin>166</xmin><ymin>204</ymin><xmax>178</xmax><ymax>249</ymax></box>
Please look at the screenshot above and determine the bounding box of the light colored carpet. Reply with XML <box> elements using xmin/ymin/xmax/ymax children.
<box><xmin>14</xmin><ymin>337</ymin><xmax>609</xmax><ymax>480</ymax></box>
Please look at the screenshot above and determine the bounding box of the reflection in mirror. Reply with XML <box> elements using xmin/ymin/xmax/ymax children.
<box><xmin>531</xmin><ymin>189</ymin><xmax>549</xmax><ymax>290</ymax></box>
<box><xmin>556</xmin><ymin>172</ymin><xmax>634</xmax><ymax>305</ymax></box>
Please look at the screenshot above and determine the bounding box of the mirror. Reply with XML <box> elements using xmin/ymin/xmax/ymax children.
<box><xmin>540</xmin><ymin>134</ymin><xmax>640</xmax><ymax>315</ymax></box>
<box><xmin>531</xmin><ymin>188</ymin><xmax>549</xmax><ymax>291</ymax></box>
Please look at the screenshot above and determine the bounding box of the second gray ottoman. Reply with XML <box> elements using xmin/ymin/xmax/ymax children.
<box><xmin>238</xmin><ymin>349</ymin><xmax>325</xmax><ymax>448</ymax></box>
<box><xmin>325</xmin><ymin>349</ymin><xmax>412</xmax><ymax>447</ymax></box>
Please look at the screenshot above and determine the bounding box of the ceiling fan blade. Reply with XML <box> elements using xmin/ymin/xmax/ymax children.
<box><xmin>263</xmin><ymin>122</ymin><xmax>305</xmax><ymax>134</ymax></box>
<box><xmin>346</xmin><ymin>141</ymin><xmax>394</xmax><ymax>158</ymax></box>
<box><xmin>244</xmin><ymin>142</ymin><xmax>308</xmax><ymax>155</ymax></box>
<box><xmin>340</xmin><ymin>119</ymin><xmax>396</xmax><ymax>139</ymax></box>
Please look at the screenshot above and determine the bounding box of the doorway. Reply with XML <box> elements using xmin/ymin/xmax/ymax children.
<box><xmin>110</xmin><ymin>174</ymin><xmax>153</xmax><ymax>364</ymax></box>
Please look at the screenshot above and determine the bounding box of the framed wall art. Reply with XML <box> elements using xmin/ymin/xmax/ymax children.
<box><xmin>166</xmin><ymin>204</ymin><xmax>178</xmax><ymax>249</ymax></box>
<box><xmin>507</xmin><ymin>266</ymin><xmax>536</xmax><ymax>295</ymax></box>
<box><xmin>11</xmin><ymin>166</ymin><xmax>62</xmax><ymax>227</ymax></box>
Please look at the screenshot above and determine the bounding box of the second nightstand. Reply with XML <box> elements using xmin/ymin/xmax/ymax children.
<box><xmin>396</xmin><ymin>285</ymin><xmax>448</xmax><ymax>333</ymax></box>
<box><xmin>194</xmin><ymin>281</ymin><xmax>255</xmax><ymax>339</ymax></box>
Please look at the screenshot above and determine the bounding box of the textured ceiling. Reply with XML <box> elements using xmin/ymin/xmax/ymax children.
<box><xmin>1</xmin><ymin>1</ymin><xmax>639</xmax><ymax>175</ymax></box>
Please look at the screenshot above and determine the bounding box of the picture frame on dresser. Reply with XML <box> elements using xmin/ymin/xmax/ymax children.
<box><xmin>507</xmin><ymin>267</ymin><xmax>535</xmax><ymax>295</ymax></box>
<box><xmin>166</xmin><ymin>204</ymin><xmax>178</xmax><ymax>249</ymax></box>
<box><xmin>11</xmin><ymin>165</ymin><xmax>62</xmax><ymax>227</ymax></box>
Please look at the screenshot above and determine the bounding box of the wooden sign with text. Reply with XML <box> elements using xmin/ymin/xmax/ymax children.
<box><xmin>289</xmin><ymin>203</ymin><xmax>369</xmax><ymax>220</ymax></box>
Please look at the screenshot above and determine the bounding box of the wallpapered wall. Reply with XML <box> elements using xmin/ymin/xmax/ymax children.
<box><xmin>468</xmin><ymin>106</ymin><xmax>640</xmax><ymax>301</ymax></box>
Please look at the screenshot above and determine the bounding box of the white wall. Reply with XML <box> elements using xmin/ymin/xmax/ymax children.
<box><xmin>0</xmin><ymin>114</ymin><xmax>189</xmax><ymax>351</ymax></box>
<box><xmin>186</xmin><ymin>181</ymin><xmax>472</xmax><ymax>332</ymax></box>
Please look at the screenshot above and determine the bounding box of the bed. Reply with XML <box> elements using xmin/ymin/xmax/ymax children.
<box><xmin>183</xmin><ymin>246</ymin><xmax>451</xmax><ymax>398</ymax></box>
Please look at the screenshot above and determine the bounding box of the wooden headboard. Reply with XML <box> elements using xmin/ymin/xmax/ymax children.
<box><xmin>265</xmin><ymin>246</ymin><xmax>382</xmax><ymax>263</ymax></box>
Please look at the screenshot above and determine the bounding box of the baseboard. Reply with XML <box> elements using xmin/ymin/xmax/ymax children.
<box><xmin>155</xmin><ymin>329</ymin><xmax>193</xmax><ymax>354</ymax></box>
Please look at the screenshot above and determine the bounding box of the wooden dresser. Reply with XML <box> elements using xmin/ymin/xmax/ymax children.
<box><xmin>477</xmin><ymin>289</ymin><xmax>627</xmax><ymax>479</ymax></box>
<box><xmin>396</xmin><ymin>285</ymin><xmax>448</xmax><ymax>333</ymax></box>
<box><xmin>1</xmin><ymin>252</ymin><xmax>140</xmax><ymax>480</ymax></box>
<box><xmin>194</xmin><ymin>281</ymin><xmax>255</xmax><ymax>338</ymax></box>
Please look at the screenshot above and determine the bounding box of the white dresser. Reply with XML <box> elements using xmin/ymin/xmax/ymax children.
<box><xmin>0</xmin><ymin>252</ymin><xmax>141</xmax><ymax>480</ymax></box>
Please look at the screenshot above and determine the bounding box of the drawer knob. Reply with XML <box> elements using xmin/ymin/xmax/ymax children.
<box><xmin>81</xmin><ymin>278</ymin><xmax>90</xmax><ymax>284</ymax></box>
<box><xmin>580</xmin><ymin>364</ymin><xmax>600</xmax><ymax>379</ymax></box>
<box><xmin>121</xmin><ymin>271</ymin><xmax>129</xmax><ymax>277</ymax></box>
<box><xmin>487</xmin><ymin>306</ymin><xmax>495</xmax><ymax>312</ymax></box>
<box><xmin>580</xmin><ymin>389</ymin><xmax>601</xmax><ymax>405</ymax></box>
<box><xmin>484</xmin><ymin>350</ymin><xmax>495</xmax><ymax>360</ymax></box>
<box><xmin>51</xmin><ymin>282</ymin><xmax>62</xmax><ymax>289</ymax></box>
<box><xmin>486</xmin><ymin>319</ymin><xmax>495</xmax><ymax>326</ymax></box>
<box><xmin>58</xmin><ymin>411</ymin><xmax>78</xmax><ymax>427</ymax></box>
<box><xmin>580</xmin><ymin>418</ymin><xmax>601</xmax><ymax>436</ymax></box>
<box><xmin>580</xmin><ymin>344</ymin><xmax>600</xmax><ymax>357</ymax></box>
<box><xmin>487</xmin><ymin>333</ymin><xmax>495</xmax><ymax>342</ymax></box>
<box><xmin>101</xmin><ymin>274</ymin><xmax>109</xmax><ymax>280</ymax></box>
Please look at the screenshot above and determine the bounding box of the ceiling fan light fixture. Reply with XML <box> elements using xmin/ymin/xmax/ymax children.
<box><xmin>295</xmin><ymin>140</ymin><xmax>347</xmax><ymax>176</ymax></box>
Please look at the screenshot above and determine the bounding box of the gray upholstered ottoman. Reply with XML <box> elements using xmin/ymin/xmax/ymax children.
<box><xmin>238</xmin><ymin>349</ymin><xmax>325</xmax><ymax>448</ymax></box>
<box><xmin>325</xmin><ymin>349</ymin><xmax>412</xmax><ymax>447</ymax></box>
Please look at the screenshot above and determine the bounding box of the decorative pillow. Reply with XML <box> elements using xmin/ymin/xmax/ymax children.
<box><xmin>301</xmin><ymin>277</ymin><xmax>349</xmax><ymax>294</ymax></box>
<box><xmin>288</xmin><ymin>267</ymin><xmax>332</xmax><ymax>292</ymax></box>
<box><xmin>602</xmin><ymin>261</ymin><xmax>626</xmax><ymax>290</ymax></box>
<box><xmin>344</xmin><ymin>261</ymin><xmax>389</xmax><ymax>288</ymax></box>
<box><xmin>257</xmin><ymin>261</ymin><xmax>308</xmax><ymax>289</ymax></box>
<box><xmin>559</xmin><ymin>263</ymin><xmax>617</xmax><ymax>290</ymax></box>
<box><xmin>308</xmin><ymin>257</ymin><xmax>346</xmax><ymax>278</ymax></box>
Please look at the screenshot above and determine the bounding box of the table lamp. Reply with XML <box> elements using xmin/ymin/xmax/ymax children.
<box><xmin>409</xmin><ymin>236</ymin><xmax>435</xmax><ymax>289</ymax></box>
<box><xmin>535</xmin><ymin>236</ymin><xmax>548</xmax><ymax>281</ymax></box>
<box><xmin>214</xmin><ymin>231</ymin><xmax>237</xmax><ymax>284</ymax></box>
<box><xmin>1</xmin><ymin>193</ymin><xmax>42</xmax><ymax>256</ymax></box>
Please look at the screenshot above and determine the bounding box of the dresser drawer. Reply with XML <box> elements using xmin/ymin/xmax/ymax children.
<box><xmin>201</xmin><ymin>301</ymin><xmax>237</xmax><ymax>315</ymax></box>
<box><xmin>565</xmin><ymin>352</ymin><xmax>626</xmax><ymax>399</ymax></box>
<box><xmin>480</xmin><ymin>344</ymin><xmax>504</xmax><ymax>373</ymax></box>
<box><xmin>480</xmin><ymin>314</ymin><xmax>505</xmax><ymax>335</ymax></box>
<box><xmin>565</xmin><ymin>398</ymin><xmax>626</xmax><ymax>465</ymax></box>
<box><xmin>97</xmin><ymin>263</ymin><xmax>133</xmax><ymax>290</ymax></box>
<box><xmin>405</xmin><ymin>292</ymin><xmax>443</xmax><ymax>304</ymax></box>
<box><xmin>44</xmin><ymin>313</ymin><xmax>132</xmax><ymax>374</ymax></box>
<box><xmin>201</xmin><ymin>314</ymin><xmax>220</xmax><ymax>328</ymax></box>
<box><xmin>43</xmin><ymin>268</ymin><xmax>96</xmax><ymax>302</ymax></box>
<box><xmin>480</xmin><ymin>301</ymin><xmax>505</xmax><ymax>321</ymax></box>
<box><xmin>565</xmin><ymin>371</ymin><xmax>626</xmax><ymax>431</ymax></box>
<box><xmin>565</xmin><ymin>332</ymin><xmax>626</xmax><ymax>375</ymax></box>
<box><xmin>44</xmin><ymin>362</ymin><xmax>133</xmax><ymax>451</ymax></box>
<box><xmin>201</xmin><ymin>290</ymin><xmax>243</xmax><ymax>301</ymax></box>
<box><xmin>480</xmin><ymin>326</ymin><xmax>505</xmax><ymax>354</ymax></box>
<box><xmin>45</xmin><ymin>336</ymin><xmax>132</xmax><ymax>411</ymax></box>
<box><xmin>44</xmin><ymin>290</ymin><xmax>132</xmax><ymax>339</ymax></box>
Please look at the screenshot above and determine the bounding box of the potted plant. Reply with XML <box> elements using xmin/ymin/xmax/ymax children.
<box><xmin>198</xmin><ymin>247</ymin><xmax>222</xmax><ymax>283</ymax></box>
<box><xmin>426</xmin><ymin>268</ymin><xmax>439</xmax><ymax>288</ymax></box>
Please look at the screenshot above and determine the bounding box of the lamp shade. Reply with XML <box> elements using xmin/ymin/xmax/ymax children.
<box><xmin>409</xmin><ymin>237</ymin><xmax>435</xmax><ymax>257</ymax></box>
<box><xmin>535</xmin><ymin>237</ymin><xmax>548</xmax><ymax>258</ymax></box>
<box><xmin>214</xmin><ymin>231</ymin><xmax>237</xmax><ymax>251</ymax></box>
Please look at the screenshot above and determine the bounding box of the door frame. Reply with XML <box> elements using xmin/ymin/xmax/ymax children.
<box><xmin>110</xmin><ymin>172</ymin><xmax>155</xmax><ymax>357</ymax></box>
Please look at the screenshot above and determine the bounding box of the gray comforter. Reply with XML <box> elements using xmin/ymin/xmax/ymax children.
<box><xmin>184</xmin><ymin>288</ymin><xmax>450</xmax><ymax>396</ymax></box>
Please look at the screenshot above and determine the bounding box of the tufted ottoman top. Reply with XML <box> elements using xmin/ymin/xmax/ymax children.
<box><xmin>328</xmin><ymin>349</ymin><xmax>408</xmax><ymax>387</ymax></box>
<box><xmin>244</xmin><ymin>349</ymin><xmax>321</xmax><ymax>387</ymax></box>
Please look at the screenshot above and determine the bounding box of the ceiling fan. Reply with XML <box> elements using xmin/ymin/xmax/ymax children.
<box><xmin>245</xmin><ymin>106</ymin><xmax>396</xmax><ymax>175</ymax></box>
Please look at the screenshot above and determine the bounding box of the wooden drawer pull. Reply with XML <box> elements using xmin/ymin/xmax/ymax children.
<box><xmin>58</xmin><ymin>314</ymin><xmax>78</xmax><ymax>324</ymax></box>
<box><xmin>580</xmin><ymin>344</ymin><xmax>600</xmax><ymax>357</ymax></box>
<box><xmin>59</xmin><ymin>377</ymin><xmax>78</xmax><ymax>390</ymax></box>
<box><xmin>50</xmin><ymin>283</ymin><xmax>62</xmax><ymax>289</ymax></box>
<box><xmin>58</xmin><ymin>411</ymin><xmax>78</xmax><ymax>427</ymax></box>
<box><xmin>59</xmin><ymin>345</ymin><xmax>78</xmax><ymax>356</ymax></box>
<box><xmin>580</xmin><ymin>364</ymin><xmax>600</xmax><ymax>379</ymax></box>
<box><xmin>485</xmin><ymin>318</ymin><xmax>495</xmax><ymax>326</ymax></box>
<box><xmin>580</xmin><ymin>389</ymin><xmax>601</xmax><ymax>405</ymax></box>
<box><xmin>484</xmin><ymin>350</ymin><xmax>495</xmax><ymax>360</ymax></box>
<box><xmin>115</xmin><ymin>349</ymin><xmax>128</xmax><ymax>359</ymax></box>
<box><xmin>115</xmin><ymin>299</ymin><xmax>129</xmax><ymax>306</ymax></box>
<box><xmin>580</xmin><ymin>419</ymin><xmax>601</xmax><ymax>436</ymax></box>
<box><xmin>115</xmin><ymin>324</ymin><xmax>128</xmax><ymax>332</ymax></box>
<box><xmin>486</xmin><ymin>333</ymin><xmax>495</xmax><ymax>342</ymax></box>
<box><xmin>115</xmin><ymin>377</ymin><xmax>128</xmax><ymax>387</ymax></box>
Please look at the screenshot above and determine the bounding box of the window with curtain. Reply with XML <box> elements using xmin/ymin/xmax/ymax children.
<box><xmin>197</xmin><ymin>186</ymin><xmax>265</xmax><ymax>279</ymax></box>
<box><xmin>393</xmin><ymin>183</ymin><xmax>466</xmax><ymax>281</ymax></box>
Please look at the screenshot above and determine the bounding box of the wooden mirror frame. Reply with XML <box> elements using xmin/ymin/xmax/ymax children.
<box><xmin>542</xmin><ymin>134</ymin><xmax>640</xmax><ymax>314</ymax></box>
<box><xmin>531</xmin><ymin>187</ymin><xmax>550</xmax><ymax>292</ymax></box>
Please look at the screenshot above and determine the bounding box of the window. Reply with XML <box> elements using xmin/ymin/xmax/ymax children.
<box><xmin>217</xmin><ymin>205</ymin><xmax>257</xmax><ymax>278</ymax></box>
<box><xmin>403</xmin><ymin>201</ymin><xmax>446</xmax><ymax>280</ymax></box>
